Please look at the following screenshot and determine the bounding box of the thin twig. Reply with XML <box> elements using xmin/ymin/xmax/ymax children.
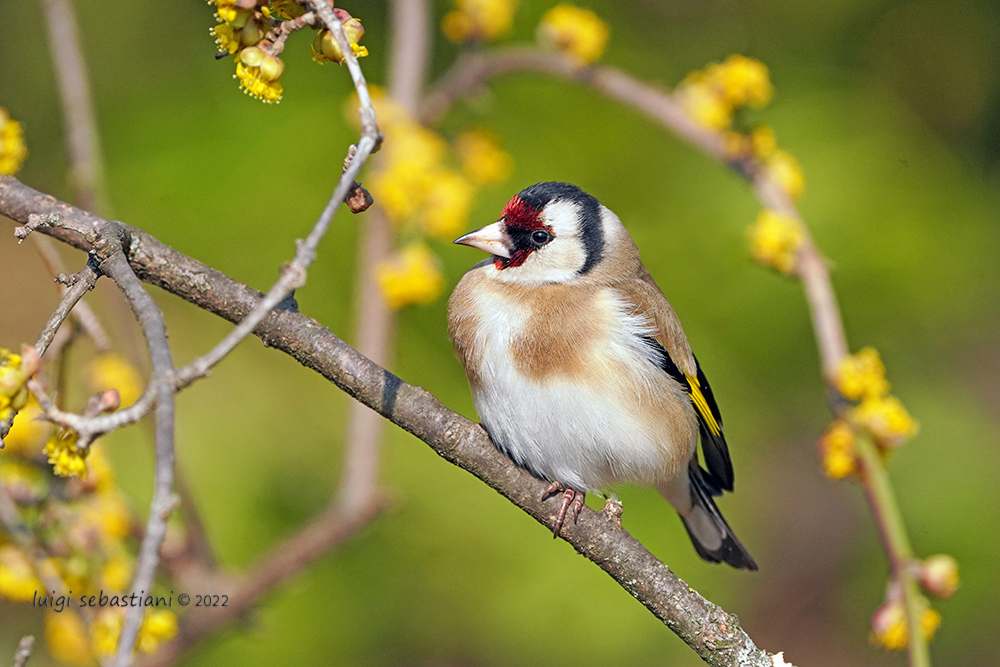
<box><xmin>0</xmin><ymin>180</ymin><xmax>781</xmax><ymax>666</ymax></box>
<box><xmin>39</xmin><ymin>0</ymin><xmax>108</xmax><ymax>214</ymax></box>
<box><xmin>11</xmin><ymin>635</ymin><xmax>34</xmax><ymax>667</ymax></box>
<box><xmin>34</xmin><ymin>259</ymin><xmax>100</xmax><ymax>357</ymax></box>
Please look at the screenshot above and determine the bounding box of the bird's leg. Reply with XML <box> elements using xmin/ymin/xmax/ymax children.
<box><xmin>541</xmin><ymin>482</ymin><xmax>586</xmax><ymax>537</ymax></box>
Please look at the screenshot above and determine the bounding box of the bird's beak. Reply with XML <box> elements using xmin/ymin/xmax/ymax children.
<box><xmin>453</xmin><ymin>221</ymin><xmax>511</xmax><ymax>259</ymax></box>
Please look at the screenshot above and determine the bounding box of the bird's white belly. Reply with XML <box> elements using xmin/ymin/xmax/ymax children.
<box><xmin>467</xmin><ymin>289</ymin><xmax>687</xmax><ymax>491</ymax></box>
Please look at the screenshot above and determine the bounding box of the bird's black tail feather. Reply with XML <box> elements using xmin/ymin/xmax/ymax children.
<box><xmin>680</xmin><ymin>467</ymin><xmax>758</xmax><ymax>571</ymax></box>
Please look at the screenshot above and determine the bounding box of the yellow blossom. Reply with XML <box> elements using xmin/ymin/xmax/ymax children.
<box><xmin>90</xmin><ymin>609</ymin><xmax>122</xmax><ymax>657</ymax></box>
<box><xmin>747</xmin><ymin>209</ymin><xmax>804</xmax><ymax>275</ymax></box>
<box><xmin>212</xmin><ymin>16</ymin><xmax>262</xmax><ymax>55</ymax></box>
<box><xmin>676</xmin><ymin>73</ymin><xmax>734</xmax><ymax>131</ymax></box>
<box><xmin>871</xmin><ymin>601</ymin><xmax>941</xmax><ymax>650</ymax></box>
<box><xmin>88</xmin><ymin>353</ymin><xmax>143</xmax><ymax>408</ymax></box>
<box><xmin>235</xmin><ymin>46</ymin><xmax>284</xmax><ymax>103</ymax></box>
<box><xmin>0</xmin><ymin>346</ymin><xmax>39</xmax><ymax>422</ymax></box>
<box><xmin>138</xmin><ymin>610</ymin><xmax>179</xmax><ymax>654</ymax></box>
<box><xmin>375</xmin><ymin>243</ymin><xmax>446</xmax><ymax>309</ymax></box>
<box><xmin>764</xmin><ymin>148</ymin><xmax>805</xmax><ymax>200</ymax></box>
<box><xmin>538</xmin><ymin>4</ymin><xmax>610</xmax><ymax>65</ymax></box>
<box><xmin>750</xmin><ymin>124</ymin><xmax>777</xmax><ymax>158</ymax></box>
<box><xmin>83</xmin><ymin>490</ymin><xmax>134</xmax><ymax>542</ymax></box>
<box><xmin>456</xmin><ymin>129</ymin><xmax>514</xmax><ymax>185</ymax></box>
<box><xmin>709</xmin><ymin>54</ymin><xmax>773</xmax><ymax>108</ymax></box>
<box><xmin>442</xmin><ymin>0</ymin><xmax>517</xmax><ymax>43</ymax></box>
<box><xmin>369</xmin><ymin>125</ymin><xmax>449</xmax><ymax>223</ymax></box>
<box><xmin>269</xmin><ymin>0</ymin><xmax>306</xmax><ymax>20</ymax></box>
<box><xmin>852</xmin><ymin>394</ymin><xmax>918</xmax><ymax>448</ymax></box>
<box><xmin>45</xmin><ymin>428</ymin><xmax>89</xmax><ymax>479</ymax></box>
<box><xmin>0</xmin><ymin>107</ymin><xmax>28</xmax><ymax>175</ymax></box>
<box><xmin>818</xmin><ymin>420</ymin><xmax>857</xmax><ymax>480</ymax></box>
<box><xmin>47</xmin><ymin>611</ymin><xmax>97</xmax><ymax>666</ymax></box>
<box><xmin>312</xmin><ymin>19</ymin><xmax>369</xmax><ymax>64</ymax></box>
<box><xmin>920</xmin><ymin>554</ymin><xmax>959</xmax><ymax>598</ymax></box>
<box><xmin>100</xmin><ymin>552</ymin><xmax>133</xmax><ymax>592</ymax></box>
<box><xmin>0</xmin><ymin>545</ymin><xmax>44</xmax><ymax>602</ymax></box>
<box><xmin>836</xmin><ymin>347</ymin><xmax>890</xmax><ymax>401</ymax></box>
<box><xmin>422</xmin><ymin>171</ymin><xmax>476</xmax><ymax>240</ymax></box>
<box><xmin>1</xmin><ymin>396</ymin><xmax>50</xmax><ymax>456</ymax></box>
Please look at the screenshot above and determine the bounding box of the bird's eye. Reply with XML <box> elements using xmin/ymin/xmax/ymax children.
<box><xmin>531</xmin><ymin>230</ymin><xmax>552</xmax><ymax>246</ymax></box>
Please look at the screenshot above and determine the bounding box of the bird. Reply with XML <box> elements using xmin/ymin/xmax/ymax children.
<box><xmin>447</xmin><ymin>181</ymin><xmax>757</xmax><ymax>570</ymax></box>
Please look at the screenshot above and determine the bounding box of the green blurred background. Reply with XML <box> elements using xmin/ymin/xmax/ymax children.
<box><xmin>2</xmin><ymin>0</ymin><xmax>999</xmax><ymax>665</ymax></box>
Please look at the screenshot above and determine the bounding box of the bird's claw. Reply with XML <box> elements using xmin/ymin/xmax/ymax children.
<box><xmin>541</xmin><ymin>482</ymin><xmax>585</xmax><ymax>538</ymax></box>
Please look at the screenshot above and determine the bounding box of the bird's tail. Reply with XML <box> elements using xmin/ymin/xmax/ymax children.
<box><xmin>676</xmin><ymin>467</ymin><xmax>758</xmax><ymax>571</ymax></box>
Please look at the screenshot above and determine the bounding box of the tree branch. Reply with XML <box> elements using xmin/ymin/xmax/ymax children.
<box><xmin>11</xmin><ymin>635</ymin><xmax>34</xmax><ymax>667</ymax></box>
<box><xmin>1</xmin><ymin>176</ymin><xmax>779</xmax><ymax>666</ymax></box>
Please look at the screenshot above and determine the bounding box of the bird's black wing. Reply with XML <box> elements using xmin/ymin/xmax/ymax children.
<box><xmin>641</xmin><ymin>337</ymin><xmax>735</xmax><ymax>493</ymax></box>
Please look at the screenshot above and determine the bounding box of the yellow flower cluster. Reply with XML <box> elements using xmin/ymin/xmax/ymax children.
<box><xmin>0</xmin><ymin>107</ymin><xmax>28</xmax><ymax>175</ymax></box>
<box><xmin>0</xmin><ymin>346</ymin><xmax>39</xmax><ymax>422</ymax></box>
<box><xmin>312</xmin><ymin>18</ymin><xmax>369</xmax><ymax>64</ymax></box>
<box><xmin>375</xmin><ymin>243</ymin><xmax>447</xmax><ymax>310</ymax></box>
<box><xmin>348</xmin><ymin>88</ymin><xmax>515</xmax><ymax>308</ymax></box>
<box><xmin>747</xmin><ymin>209</ymin><xmax>804</xmax><ymax>275</ymax></box>
<box><xmin>442</xmin><ymin>0</ymin><xmax>518</xmax><ymax>43</ymax></box>
<box><xmin>2</xmin><ymin>397</ymin><xmax>51</xmax><ymax>456</ymax></box>
<box><xmin>818</xmin><ymin>420</ymin><xmax>857</xmax><ymax>480</ymax></box>
<box><xmin>677</xmin><ymin>55</ymin><xmax>773</xmax><ymax>131</ymax></box>
<box><xmin>209</xmin><ymin>1</ymin><xmax>368</xmax><ymax>102</ymax></box>
<box><xmin>91</xmin><ymin>608</ymin><xmax>179</xmax><ymax>658</ymax></box>
<box><xmin>0</xmin><ymin>545</ymin><xmax>44</xmax><ymax>602</ymax></box>
<box><xmin>870</xmin><ymin>600</ymin><xmax>941</xmax><ymax>651</ymax></box>
<box><xmin>45</xmin><ymin>428</ymin><xmax>88</xmax><ymax>479</ymax></box>
<box><xmin>836</xmin><ymin>347</ymin><xmax>889</xmax><ymax>401</ymax></box>
<box><xmin>835</xmin><ymin>347</ymin><xmax>918</xmax><ymax>448</ymax></box>
<box><xmin>537</xmin><ymin>4</ymin><xmax>610</xmax><ymax>65</ymax></box>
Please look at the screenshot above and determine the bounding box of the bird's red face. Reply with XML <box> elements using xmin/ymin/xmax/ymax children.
<box><xmin>494</xmin><ymin>196</ymin><xmax>554</xmax><ymax>270</ymax></box>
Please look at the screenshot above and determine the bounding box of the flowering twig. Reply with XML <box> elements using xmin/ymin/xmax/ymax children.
<box><xmin>0</xmin><ymin>178</ymin><xmax>783</xmax><ymax>667</ymax></box>
<box><xmin>423</xmin><ymin>45</ymin><xmax>927</xmax><ymax>666</ymax></box>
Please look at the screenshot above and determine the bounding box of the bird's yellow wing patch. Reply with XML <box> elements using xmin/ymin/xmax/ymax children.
<box><xmin>686</xmin><ymin>373</ymin><xmax>721</xmax><ymax>437</ymax></box>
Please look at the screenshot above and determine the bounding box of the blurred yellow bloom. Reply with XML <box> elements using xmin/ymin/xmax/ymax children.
<box><xmin>750</xmin><ymin>124</ymin><xmax>777</xmax><ymax>158</ymax></box>
<box><xmin>708</xmin><ymin>54</ymin><xmax>773</xmax><ymax>108</ymax></box>
<box><xmin>100</xmin><ymin>552</ymin><xmax>133</xmax><ymax>592</ymax></box>
<box><xmin>422</xmin><ymin>171</ymin><xmax>476</xmax><ymax>240</ymax></box>
<box><xmin>89</xmin><ymin>353</ymin><xmax>143</xmax><ymax>408</ymax></box>
<box><xmin>138</xmin><ymin>610</ymin><xmax>179</xmax><ymax>654</ymax></box>
<box><xmin>0</xmin><ymin>545</ymin><xmax>43</xmax><ymax>602</ymax></box>
<box><xmin>747</xmin><ymin>209</ymin><xmax>804</xmax><ymax>275</ymax></box>
<box><xmin>836</xmin><ymin>347</ymin><xmax>890</xmax><ymax>401</ymax></box>
<box><xmin>369</xmin><ymin>125</ymin><xmax>450</xmax><ymax>223</ymax></box>
<box><xmin>47</xmin><ymin>610</ymin><xmax>96</xmax><ymax>666</ymax></box>
<box><xmin>456</xmin><ymin>129</ymin><xmax>514</xmax><ymax>185</ymax></box>
<box><xmin>269</xmin><ymin>0</ymin><xmax>306</xmax><ymax>20</ymax></box>
<box><xmin>235</xmin><ymin>46</ymin><xmax>284</xmax><ymax>103</ymax></box>
<box><xmin>375</xmin><ymin>243</ymin><xmax>446</xmax><ymax>309</ymax></box>
<box><xmin>90</xmin><ymin>609</ymin><xmax>122</xmax><ymax>657</ymax></box>
<box><xmin>344</xmin><ymin>85</ymin><xmax>409</xmax><ymax>132</ymax></box>
<box><xmin>920</xmin><ymin>554</ymin><xmax>959</xmax><ymax>598</ymax></box>
<box><xmin>1</xmin><ymin>396</ymin><xmax>50</xmax><ymax>456</ymax></box>
<box><xmin>538</xmin><ymin>4</ymin><xmax>610</xmax><ymax>65</ymax></box>
<box><xmin>82</xmin><ymin>490</ymin><xmax>134</xmax><ymax>543</ymax></box>
<box><xmin>0</xmin><ymin>346</ymin><xmax>39</xmax><ymax>422</ymax></box>
<box><xmin>818</xmin><ymin>420</ymin><xmax>856</xmax><ymax>480</ymax></box>
<box><xmin>676</xmin><ymin>72</ymin><xmax>733</xmax><ymax>131</ymax></box>
<box><xmin>870</xmin><ymin>601</ymin><xmax>941</xmax><ymax>650</ymax></box>
<box><xmin>764</xmin><ymin>148</ymin><xmax>805</xmax><ymax>200</ymax></box>
<box><xmin>45</xmin><ymin>428</ymin><xmax>88</xmax><ymax>479</ymax></box>
<box><xmin>442</xmin><ymin>0</ymin><xmax>517</xmax><ymax>42</ymax></box>
<box><xmin>0</xmin><ymin>107</ymin><xmax>28</xmax><ymax>175</ymax></box>
<box><xmin>853</xmin><ymin>394</ymin><xmax>918</xmax><ymax>448</ymax></box>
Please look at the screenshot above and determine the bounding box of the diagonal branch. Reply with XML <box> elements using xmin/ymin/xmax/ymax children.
<box><xmin>0</xmin><ymin>177</ymin><xmax>780</xmax><ymax>666</ymax></box>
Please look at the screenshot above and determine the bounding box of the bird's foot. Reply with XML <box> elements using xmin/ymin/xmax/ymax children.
<box><xmin>541</xmin><ymin>482</ymin><xmax>585</xmax><ymax>538</ymax></box>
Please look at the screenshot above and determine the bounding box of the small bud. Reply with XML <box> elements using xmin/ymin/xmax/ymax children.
<box><xmin>19</xmin><ymin>345</ymin><xmax>40</xmax><ymax>379</ymax></box>
<box><xmin>920</xmin><ymin>555</ymin><xmax>959</xmax><ymax>598</ymax></box>
<box><xmin>97</xmin><ymin>389</ymin><xmax>122</xmax><ymax>414</ymax></box>
<box><xmin>258</xmin><ymin>54</ymin><xmax>285</xmax><ymax>82</ymax></box>
<box><xmin>239</xmin><ymin>45</ymin><xmax>265</xmax><ymax>68</ymax></box>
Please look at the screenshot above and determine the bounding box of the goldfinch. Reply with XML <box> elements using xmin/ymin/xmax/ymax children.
<box><xmin>447</xmin><ymin>182</ymin><xmax>757</xmax><ymax>570</ymax></box>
